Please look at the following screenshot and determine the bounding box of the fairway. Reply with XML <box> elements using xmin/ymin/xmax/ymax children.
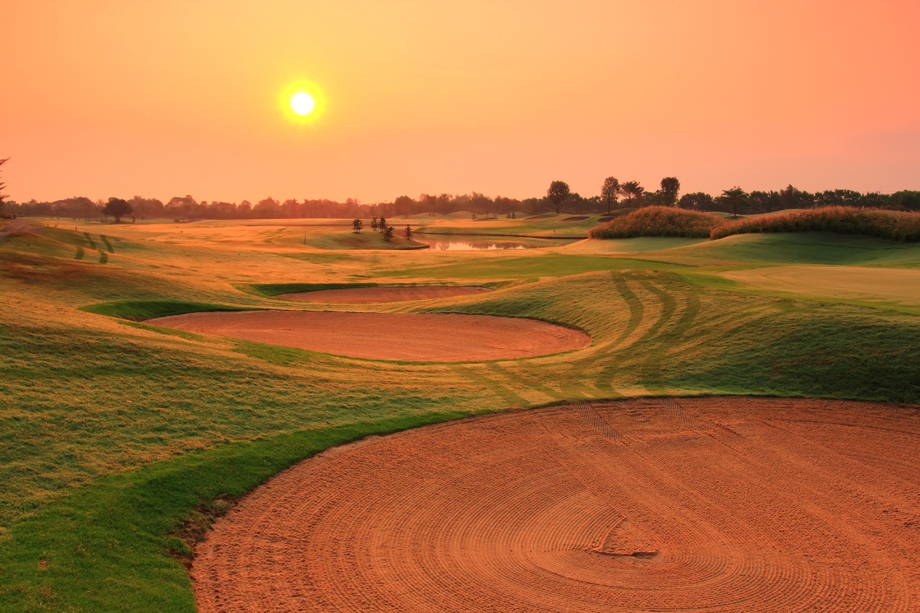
<box><xmin>194</xmin><ymin>397</ymin><xmax>920</xmax><ymax>613</ymax></box>
<box><xmin>719</xmin><ymin>265</ymin><xmax>920</xmax><ymax>308</ymax></box>
<box><xmin>277</xmin><ymin>285</ymin><xmax>489</xmax><ymax>303</ymax></box>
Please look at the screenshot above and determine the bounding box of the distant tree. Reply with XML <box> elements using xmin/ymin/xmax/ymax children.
<box><xmin>547</xmin><ymin>180</ymin><xmax>570</xmax><ymax>214</ymax></box>
<box><xmin>378</xmin><ymin>216</ymin><xmax>387</xmax><ymax>231</ymax></box>
<box><xmin>383</xmin><ymin>225</ymin><xmax>394</xmax><ymax>241</ymax></box>
<box><xmin>254</xmin><ymin>197</ymin><xmax>281</xmax><ymax>218</ymax></box>
<box><xmin>352</xmin><ymin>218</ymin><xmax>363</xmax><ymax>233</ymax></box>
<box><xmin>779</xmin><ymin>184</ymin><xmax>810</xmax><ymax>210</ymax></box>
<box><xmin>103</xmin><ymin>197</ymin><xmax>132</xmax><ymax>223</ymax></box>
<box><xmin>404</xmin><ymin>224</ymin><xmax>412</xmax><ymax>239</ymax></box>
<box><xmin>600</xmin><ymin>177</ymin><xmax>619</xmax><ymax>214</ymax></box>
<box><xmin>0</xmin><ymin>158</ymin><xmax>10</xmax><ymax>219</ymax></box>
<box><xmin>620</xmin><ymin>181</ymin><xmax>645</xmax><ymax>203</ymax></box>
<box><xmin>718</xmin><ymin>187</ymin><xmax>748</xmax><ymax>218</ymax></box>
<box><xmin>371</xmin><ymin>216</ymin><xmax>379</xmax><ymax>230</ymax></box>
<box><xmin>165</xmin><ymin>195</ymin><xmax>200</xmax><ymax>219</ymax></box>
<box><xmin>660</xmin><ymin>177</ymin><xmax>680</xmax><ymax>206</ymax></box>
<box><xmin>678</xmin><ymin>192</ymin><xmax>714</xmax><ymax>211</ymax></box>
<box><xmin>394</xmin><ymin>195</ymin><xmax>414</xmax><ymax>217</ymax></box>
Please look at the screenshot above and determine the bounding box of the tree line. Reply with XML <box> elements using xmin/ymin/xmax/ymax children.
<box><xmin>3</xmin><ymin>175</ymin><xmax>918</xmax><ymax>222</ymax></box>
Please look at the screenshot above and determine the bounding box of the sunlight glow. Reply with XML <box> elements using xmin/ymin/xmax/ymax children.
<box><xmin>290</xmin><ymin>91</ymin><xmax>315</xmax><ymax>116</ymax></box>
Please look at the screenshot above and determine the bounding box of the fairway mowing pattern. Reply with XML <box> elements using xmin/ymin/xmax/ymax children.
<box><xmin>148</xmin><ymin>310</ymin><xmax>590</xmax><ymax>362</ymax></box>
<box><xmin>193</xmin><ymin>397</ymin><xmax>919</xmax><ymax>612</ymax></box>
<box><xmin>277</xmin><ymin>285</ymin><xmax>489</xmax><ymax>303</ymax></box>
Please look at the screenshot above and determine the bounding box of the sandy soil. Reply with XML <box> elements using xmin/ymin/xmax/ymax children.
<box><xmin>193</xmin><ymin>397</ymin><xmax>920</xmax><ymax>612</ymax></box>
<box><xmin>149</xmin><ymin>310</ymin><xmax>589</xmax><ymax>361</ymax></box>
<box><xmin>277</xmin><ymin>285</ymin><xmax>489</xmax><ymax>304</ymax></box>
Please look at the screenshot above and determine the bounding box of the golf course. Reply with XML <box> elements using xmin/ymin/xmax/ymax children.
<box><xmin>0</xmin><ymin>212</ymin><xmax>918</xmax><ymax>611</ymax></box>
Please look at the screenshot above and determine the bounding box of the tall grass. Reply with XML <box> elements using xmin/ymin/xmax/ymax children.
<box><xmin>710</xmin><ymin>206</ymin><xmax>920</xmax><ymax>241</ymax></box>
<box><xmin>590</xmin><ymin>206</ymin><xmax>723</xmax><ymax>238</ymax></box>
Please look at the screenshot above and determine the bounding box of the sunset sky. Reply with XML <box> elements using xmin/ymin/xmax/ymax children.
<box><xmin>4</xmin><ymin>0</ymin><xmax>920</xmax><ymax>203</ymax></box>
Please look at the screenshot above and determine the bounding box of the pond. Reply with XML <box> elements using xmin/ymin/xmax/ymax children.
<box><xmin>417</xmin><ymin>235</ymin><xmax>538</xmax><ymax>250</ymax></box>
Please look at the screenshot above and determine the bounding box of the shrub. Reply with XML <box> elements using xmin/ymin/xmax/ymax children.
<box><xmin>590</xmin><ymin>206</ymin><xmax>723</xmax><ymax>239</ymax></box>
<box><xmin>710</xmin><ymin>206</ymin><xmax>920</xmax><ymax>241</ymax></box>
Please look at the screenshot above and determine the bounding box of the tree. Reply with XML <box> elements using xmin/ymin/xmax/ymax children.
<box><xmin>383</xmin><ymin>225</ymin><xmax>394</xmax><ymax>241</ymax></box>
<box><xmin>678</xmin><ymin>192</ymin><xmax>714</xmax><ymax>211</ymax></box>
<box><xmin>620</xmin><ymin>181</ymin><xmax>645</xmax><ymax>202</ymax></box>
<box><xmin>352</xmin><ymin>218</ymin><xmax>363</xmax><ymax>233</ymax></box>
<box><xmin>719</xmin><ymin>187</ymin><xmax>748</xmax><ymax>218</ymax></box>
<box><xmin>600</xmin><ymin>177</ymin><xmax>619</xmax><ymax>214</ymax></box>
<box><xmin>547</xmin><ymin>180</ymin><xmax>570</xmax><ymax>214</ymax></box>
<box><xmin>660</xmin><ymin>177</ymin><xmax>680</xmax><ymax>206</ymax></box>
<box><xmin>0</xmin><ymin>158</ymin><xmax>10</xmax><ymax>219</ymax></box>
<box><xmin>404</xmin><ymin>224</ymin><xmax>412</xmax><ymax>239</ymax></box>
<box><xmin>371</xmin><ymin>216</ymin><xmax>378</xmax><ymax>230</ymax></box>
<box><xmin>394</xmin><ymin>195</ymin><xmax>414</xmax><ymax>217</ymax></box>
<box><xmin>378</xmin><ymin>216</ymin><xmax>387</xmax><ymax>231</ymax></box>
<box><xmin>103</xmin><ymin>197</ymin><xmax>132</xmax><ymax>223</ymax></box>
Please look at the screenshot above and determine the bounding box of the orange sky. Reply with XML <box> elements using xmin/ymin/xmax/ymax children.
<box><xmin>4</xmin><ymin>0</ymin><xmax>920</xmax><ymax>203</ymax></box>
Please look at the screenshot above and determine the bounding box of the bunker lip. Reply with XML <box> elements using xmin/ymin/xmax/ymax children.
<box><xmin>148</xmin><ymin>310</ymin><xmax>590</xmax><ymax>362</ymax></box>
<box><xmin>276</xmin><ymin>285</ymin><xmax>490</xmax><ymax>304</ymax></box>
<box><xmin>192</xmin><ymin>397</ymin><xmax>920</xmax><ymax>613</ymax></box>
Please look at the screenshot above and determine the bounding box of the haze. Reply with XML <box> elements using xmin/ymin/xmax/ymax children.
<box><xmin>4</xmin><ymin>0</ymin><xmax>919</xmax><ymax>203</ymax></box>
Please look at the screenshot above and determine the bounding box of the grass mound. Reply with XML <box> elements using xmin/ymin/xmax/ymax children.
<box><xmin>81</xmin><ymin>300</ymin><xmax>251</xmax><ymax>321</ymax></box>
<box><xmin>710</xmin><ymin>206</ymin><xmax>920</xmax><ymax>241</ymax></box>
<box><xmin>590</xmin><ymin>207</ymin><xmax>723</xmax><ymax>239</ymax></box>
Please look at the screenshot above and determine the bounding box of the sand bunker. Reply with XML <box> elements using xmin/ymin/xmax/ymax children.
<box><xmin>149</xmin><ymin>310</ymin><xmax>589</xmax><ymax>361</ymax></box>
<box><xmin>276</xmin><ymin>285</ymin><xmax>489</xmax><ymax>304</ymax></box>
<box><xmin>193</xmin><ymin>397</ymin><xmax>920</xmax><ymax>612</ymax></box>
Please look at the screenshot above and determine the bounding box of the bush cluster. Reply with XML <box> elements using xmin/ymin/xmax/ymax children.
<box><xmin>590</xmin><ymin>206</ymin><xmax>920</xmax><ymax>242</ymax></box>
<box><xmin>710</xmin><ymin>206</ymin><xmax>920</xmax><ymax>241</ymax></box>
<box><xmin>589</xmin><ymin>206</ymin><xmax>723</xmax><ymax>239</ymax></box>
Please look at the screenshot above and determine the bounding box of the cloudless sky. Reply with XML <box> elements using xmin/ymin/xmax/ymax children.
<box><xmin>4</xmin><ymin>0</ymin><xmax>920</xmax><ymax>203</ymax></box>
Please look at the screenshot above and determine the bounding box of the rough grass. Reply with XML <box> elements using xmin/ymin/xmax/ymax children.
<box><xmin>590</xmin><ymin>206</ymin><xmax>724</xmax><ymax>238</ymax></box>
<box><xmin>710</xmin><ymin>206</ymin><xmax>920</xmax><ymax>241</ymax></box>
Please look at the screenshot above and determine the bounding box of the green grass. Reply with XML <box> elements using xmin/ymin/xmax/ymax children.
<box><xmin>379</xmin><ymin>254</ymin><xmax>690</xmax><ymax>279</ymax></box>
<box><xmin>1</xmin><ymin>220</ymin><xmax>918</xmax><ymax>612</ymax></box>
<box><xmin>248</xmin><ymin>281</ymin><xmax>499</xmax><ymax>297</ymax></box>
<box><xmin>650</xmin><ymin>233</ymin><xmax>920</xmax><ymax>268</ymax></box>
<box><xmin>80</xmin><ymin>300</ymin><xmax>253</xmax><ymax>321</ymax></box>
<box><xmin>0</xmin><ymin>412</ymin><xmax>469</xmax><ymax>613</ymax></box>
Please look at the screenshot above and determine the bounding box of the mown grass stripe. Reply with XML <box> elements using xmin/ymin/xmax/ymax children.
<box><xmin>451</xmin><ymin>365</ymin><xmax>529</xmax><ymax>408</ymax></box>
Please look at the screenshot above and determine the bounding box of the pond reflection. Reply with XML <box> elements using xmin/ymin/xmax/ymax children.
<box><xmin>418</xmin><ymin>235</ymin><xmax>532</xmax><ymax>250</ymax></box>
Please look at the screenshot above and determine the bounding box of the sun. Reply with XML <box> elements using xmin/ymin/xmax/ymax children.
<box><xmin>280</xmin><ymin>80</ymin><xmax>325</xmax><ymax>124</ymax></box>
<box><xmin>290</xmin><ymin>91</ymin><xmax>315</xmax><ymax>116</ymax></box>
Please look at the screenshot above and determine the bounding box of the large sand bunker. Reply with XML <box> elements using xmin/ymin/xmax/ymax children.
<box><xmin>276</xmin><ymin>285</ymin><xmax>489</xmax><ymax>304</ymax></box>
<box><xmin>193</xmin><ymin>397</ymin><xmax>920</xmax><ymax>612</ymax></box>
<box><xmin>149</xmin><ymin>310</ymin><xmax>589</xmax><ymax>361</ymax></box>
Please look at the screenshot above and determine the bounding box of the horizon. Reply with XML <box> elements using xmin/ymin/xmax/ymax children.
<box><xmin>4</xmin><ymin>1</ymin><xmax>920</xmax><ymax>203</ymax></box>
